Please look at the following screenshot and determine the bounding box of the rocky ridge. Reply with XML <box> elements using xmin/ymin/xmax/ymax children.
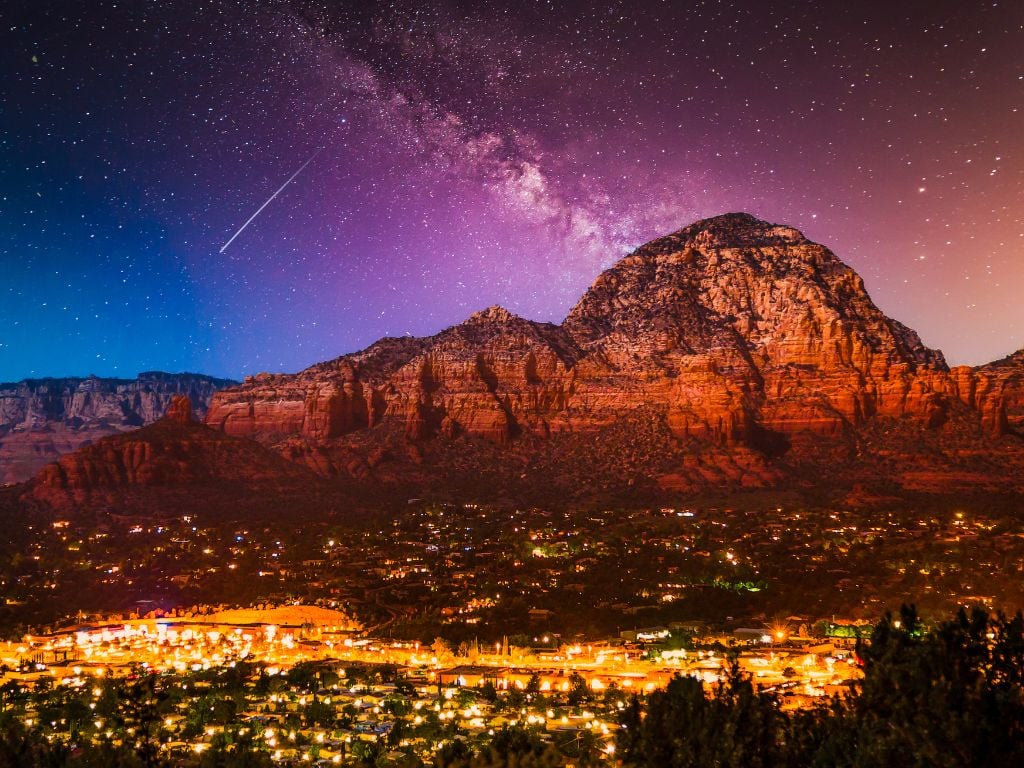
<box><xmin>975</xmin><ymin>348</ymin><xmax>1024</xmax><ymax>433</ymax></box>
<box><xmin>25</xmin><ymin>214</ymin><xmax>1024</xmax><ymax>505</ymax></box>
<box><xmin>198</xmin><ymin>213</ymin><xmax>1024</xmax><ymax>498</ymax></box>
<box><xmin>0</xmin><ymin>372</ymin><xmax>236</xmax><ymax>485</ymax></box>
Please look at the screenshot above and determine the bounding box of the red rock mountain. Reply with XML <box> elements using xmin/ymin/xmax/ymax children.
<box><xmin>25</xmin><ymin>214</ymin><xmax>1024</xmax><ymax>508</ymax></box>
<box><xmin>197</xmin><ymin>214</ymin><xmax>1024</xmax><ymax>500</ymax></box>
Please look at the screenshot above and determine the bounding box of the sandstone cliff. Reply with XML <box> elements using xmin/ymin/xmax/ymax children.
<box><xmin>974</xmin><ymin>348</ymin><xmax>1024</xmax><ymax>434</ymax></box>
<box><xmin>0</xmin><ymin>372</ymin><xmax>236</xmax><ymax>484</ymax></box>
<box><xmin>202</xmin><ymin>213</ymin><xmax>1024</xmax><ymax>498</ymax></box>
<box><xmin>17</xmin><ymin>214</ymin><xmax>1024</xmax><ymax>507</ymax></box>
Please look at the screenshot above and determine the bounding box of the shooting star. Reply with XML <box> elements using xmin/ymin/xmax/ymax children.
<box><xmin>220</xmin><ymin>148</ymin><xmax>322</xmax><ymax>253</ymax></box>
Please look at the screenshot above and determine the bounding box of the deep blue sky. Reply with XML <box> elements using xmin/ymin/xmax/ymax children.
<box><xmin>2</xmin><ymin>0</ymin><xmax>1022</xmax><ymax>381</ymax></box>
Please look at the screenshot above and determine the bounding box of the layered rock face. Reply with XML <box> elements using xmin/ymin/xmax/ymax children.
<box><xmin>205</xmin><ymin>213</ymin><xmax>1022</xmax><ymax>493</ymax></box>
<box><xmin>972</xmin><ymin>349</ymin><xmax>1024</xmax><ymax>434</ymax></box>
<box><xmin>0</xmin><ymin>372</ymin><xmax>236</xmax><ymax>484</ymax></box>
<box><xmin>562</xmin><ymin>215</ymin><xmax>951</xmax><ymax>443</ymax></box>
<box><xmin>206</xmin><ymin>310</ymin><xmax>585</xmax><ymax>445</ymax></box>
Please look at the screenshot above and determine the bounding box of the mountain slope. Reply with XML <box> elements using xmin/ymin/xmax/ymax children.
<box><xmin>975</xmin><ymin>348</ymin><xmax>1024</xmax><ymax>434</ymax></box>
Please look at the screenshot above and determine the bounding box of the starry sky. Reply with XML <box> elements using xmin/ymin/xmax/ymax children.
<box><xmin>2</xmin><ymin>0</ymin><xmax>1022</xmax><ymax>381</ymax></box>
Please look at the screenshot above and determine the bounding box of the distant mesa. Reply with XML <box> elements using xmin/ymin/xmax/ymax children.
<box><xmin>25</xmin><ymin>390</ymin><xmax>332</xmax><ymax>520</ymax></box>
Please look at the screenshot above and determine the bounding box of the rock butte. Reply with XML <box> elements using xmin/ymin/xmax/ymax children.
<box><xmin>191</xmin><ymin>213</ymin><xmax>1023</xmax><ymax>494</ymax></box>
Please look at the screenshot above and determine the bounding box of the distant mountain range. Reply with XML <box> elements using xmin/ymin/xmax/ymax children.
<box><xmin>12</xmin><ymin>214</ymin><xmax>1024</xmax><ymax>511</ymax></box>
<box><xmin>0</xmin><ymin>372</ymin><xmax>236</xmax><ymax>484</ymax></box>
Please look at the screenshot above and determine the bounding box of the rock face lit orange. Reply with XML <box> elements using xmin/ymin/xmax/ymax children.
<box><xmin>205</xmin><ymin>215</ymin><xmax>1023</xmax><ymax>478</ymax></box>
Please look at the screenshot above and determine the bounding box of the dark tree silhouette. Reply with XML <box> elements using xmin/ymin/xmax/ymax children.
<box><xmin>618</xmin><ymin>606</ymin><xmax>1024</xmax><ymax>767</ymax></box>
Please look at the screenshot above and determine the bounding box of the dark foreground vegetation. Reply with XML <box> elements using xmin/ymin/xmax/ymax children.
<box><xmin>618</xmin><ymin>606</ymin><xmax>1024</xmax><ymax>768</ymax></box>
<box><xmin>0</xmin><ymin>606</ymin><xmax>1021</xmax><ymax>767</ymax></box>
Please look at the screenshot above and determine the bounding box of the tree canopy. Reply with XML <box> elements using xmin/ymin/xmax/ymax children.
<box><xmin>617</xmin><ymin>606</ymin><xmax>1024</xmax><ymax>768</ymax></box>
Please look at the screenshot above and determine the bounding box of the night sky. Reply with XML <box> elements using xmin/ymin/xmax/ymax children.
<box><xmin>2</xmin><ymin>0</ymin><xmax>1022</xmax><ymax>381</ymax></box>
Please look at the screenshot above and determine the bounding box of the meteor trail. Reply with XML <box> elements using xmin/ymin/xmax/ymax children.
<box><xmin>219</xmin><ymin>148</ymin><xmax>322</xmax><ymax>253</ymax></box>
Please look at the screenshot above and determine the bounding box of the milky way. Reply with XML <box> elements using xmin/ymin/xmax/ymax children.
<box><xmin>2</xmin><ymin>0</ymin><xmax>1022</xmax><ymax>380</ymax></box>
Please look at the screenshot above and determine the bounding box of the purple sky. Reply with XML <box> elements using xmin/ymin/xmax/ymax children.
<box><xmin>2</xmin><ymin>0</ymin><xmax>1022</xmax><ymax>380</ymax></box>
